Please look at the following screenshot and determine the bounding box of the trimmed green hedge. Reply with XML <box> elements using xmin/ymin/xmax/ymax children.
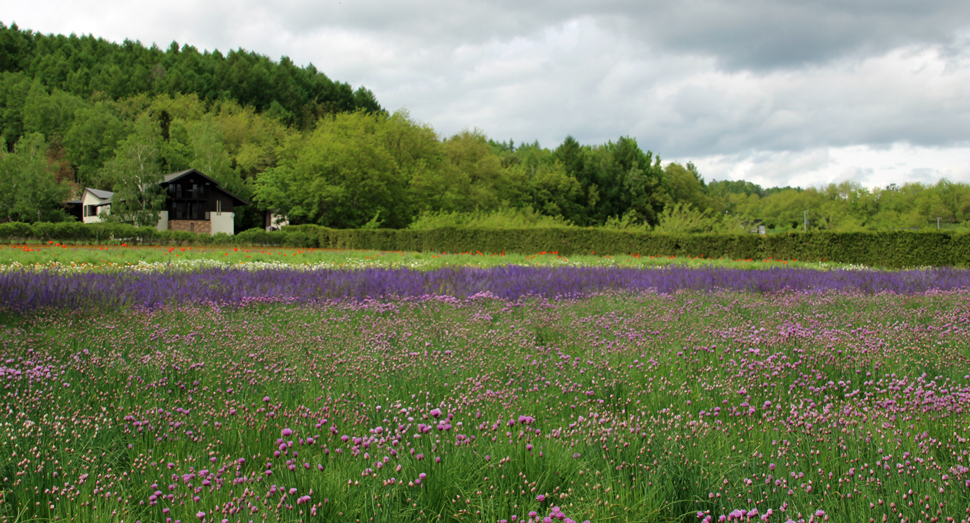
<box><xmin>0</xmin><ymin>221</ymin><xmax>228</xmax><ymax>246</ymax></box>
<box><xmin>3</xmin><ymin>221</ymin><xmax>970</xmax><ymax>267</ymax></box>
<box><xmin>288</xmin><ymin>226</ymin><xmax>970</xmax><ymax>268</ymax></box>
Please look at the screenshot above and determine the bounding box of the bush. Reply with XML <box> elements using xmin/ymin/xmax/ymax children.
<box><xmin>0</xmin><ymin>222</ymin><xmax>33</xmax><ymax>243</ymax></box>
<box><xmin>282</xmin><ymin>231</ymin><xmax>309</xmax><ymax>247</ymax></box>
<box><xmin>212</xmin><ymin>232</ymin><xmax>233</xmax><ymax>245</ymax></box>
<box><xmin>236</xmin><ymin>228</ymin><xmax>286</xmax><ymax>246</ymax></box>
<box><xmin>31</xmin><ymin>222</ymin><xmax>58</xmax><ymax>241</ymax></box>
<box><xmin>407</xmin><ymin>207</ymin><xmax>574</xmax><ymax>230</ymax></box>
<box><xmin>7</xmin><ymin>221</ymin><xmax>970</xmax><ymax>267</ymax></box>
<box><xmin>51</xmin><ymin>222</ymin><xmax>93</xmax><ymax>243</ymax></box>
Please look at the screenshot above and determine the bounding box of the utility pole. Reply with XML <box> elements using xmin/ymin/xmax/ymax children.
<box><xmin>937</xmin><ymin>217</ymin><xmax>941</xmax><ymax>230</ymax></box>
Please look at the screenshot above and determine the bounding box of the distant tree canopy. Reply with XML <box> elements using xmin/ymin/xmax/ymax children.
<box><xmin>0</xmin><ymin>21</ymin><xmax>380</xmax><ymax>142</ymax></box>
<box><xmin>3</xmin><ymin>22</ymin><xmax>970</xmax><ymax>233</ymax></box>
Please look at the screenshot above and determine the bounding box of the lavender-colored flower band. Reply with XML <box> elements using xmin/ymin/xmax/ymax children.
<box><xmin>2</xmin><ymin>265</ymin><xmax>969</xmax><ymax>312</ymax></box>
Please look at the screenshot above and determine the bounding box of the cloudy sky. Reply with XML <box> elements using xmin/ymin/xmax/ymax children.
<box><xmin>5</xmin><ymin>0</ymin><xmax>970</xmax><ymax>189</ymax></box>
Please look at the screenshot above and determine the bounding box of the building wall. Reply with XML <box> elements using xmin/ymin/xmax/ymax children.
<box><xmin>265</xmin><ymin>212</ymin><xmax>289</xmax><ymax>231</ymax></box>
<box><xmin>211</xmin><ymin>212</ymin><xmax>235</xmax><ymax>235</ymax></box>
<box><xmin>156</xmin><ymin>210</ymin><xmax>169</xmax><ymax>231</ymax></box>
<box><xmin>81</xmin><ymin>192</ymin><xmax>107</xmax><ymax>224</ymax></box>
<box><xmin>165</xmin><ymin>175</ymin><xmax>236</xmax><ymax>218</ymax></box>
<box><xmin>169</xmin><ymin>220</ymin><xmax>211</xmax><ymax>234</ymax></box>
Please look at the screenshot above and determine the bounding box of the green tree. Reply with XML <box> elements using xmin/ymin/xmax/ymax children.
<box><xmin>0</xmin><ymin>71</ymin><xmax>31</xmax><ymax>150</ymax></box>
<box><xmin>522</xmin><ymin>163</ymin><xmax>584</xmax><ymax>222</ymax></box>
<box><xmin>65</xmin><ymin>101</ymin><xmax>130</xmax><ymax>187</ymax></box>
<box><xmin>22</xmin><ymin>79</ymin><xmax>83</xmax><ymax>140</ymax></box>
<box><xmin>653</xmin><ymin>203</ymin><xmax>734</xmax><ymax>234</ymax></box>
<box><xmin>580</xmin><ymin>137</ymin><xmax>668</xmax><ymax>226</ymax></box>
<box><xmin>0</xmin><ymin>132</ymin><xmax>71</xmax><ymax>222</ymax></box>
<box><xmin>0</xmin><ymin>22</ymin><xmax>36</xmax><ymax>73</ymax></box>
<box><xmin>665</xmin><ymin>162</ymin><xmax>713</xmax><ymax>212</ymax></box>
<box><xmin>554</xmin><ymin>135</ymin><xmax>584</xmax><ymax>180</ymax></box>
<box><xmin>441</xmin><ymin>130</ymin><xmax>513</xmax><ymax>210</ymax></box>
<box><xmin>1</xmin><ymin>23</ymin><xmax>381</xmax><ymax>129</ymax></box>
<box><xmin>189</xmin><ymin>115</ymin><xmax>241</xmax><ymax>193</ymax></box>
<box><xmin>212</xmin><ymin>100</ymin><xmax>291</xmax><ymax>181</ymax></box>
<box><xmin>100</xmin><ymin>115</ymin><xmax>166</xmax><ymax>227</ymax></box>
<box><xmin>254</xmin><ymin>111</ymin><xmax>408</xmax><ymax>228</ymax></box>
<box><xmin>409</xmin><ymin>130</ymin><xmax>507</xmax><ymax>215</ymax></box>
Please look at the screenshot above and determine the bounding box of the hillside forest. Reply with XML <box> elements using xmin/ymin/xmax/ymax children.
<box><xmin>2</xmin><ymin>22</ymin><xmax>970</xmax><ymax>234</ymax></box>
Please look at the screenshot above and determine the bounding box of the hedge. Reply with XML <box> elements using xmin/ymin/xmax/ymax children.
<box><xmin>3</xmin><ymin>221</ymin><xmax>970</xmax><ymax>268</ymax></box>
<box><xmin>0</xmin><ymin>221</ymin><xmax>227</xmax><ymax>246</ymax></box>
<box><xmin>285</xmin><ymin>226</ymin><xmax>970</xmax><ymax>268</ymax></box>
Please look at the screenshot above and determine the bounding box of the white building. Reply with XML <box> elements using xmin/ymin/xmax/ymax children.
<box><xmin>80</xmin><ymin>188</ymin><xmax>114</xmax><ymax>223</ymax></box>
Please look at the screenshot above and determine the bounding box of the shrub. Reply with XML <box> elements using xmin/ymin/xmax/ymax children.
<box><xmin>8</xmin><ymin>220</ymin><xmax>970</xmax><ymax>267</ymax></box>
<box><xmin>0</xmin><ymin>222</ymin><xmax>32</xmax><ymax>243</ymax></box>
<box><xmin>407</xmin><ymin>207</ymin><xmax>574</xmax><ymax>230</ymax></box>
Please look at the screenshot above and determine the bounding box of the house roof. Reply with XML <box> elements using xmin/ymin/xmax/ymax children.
<box><xmin>160</xmin><ymin>169</ymin><xmax>248</xmax><ymax>206</ymax></box>
<box><xmin>85</xmin><ymin>187</ymin><xmax>114</xmax><ymax>200</ymax></box>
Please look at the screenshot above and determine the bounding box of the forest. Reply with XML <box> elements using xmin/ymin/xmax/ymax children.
<box><xmin>2</xmin><ymin>21</ymin><xmax>970</xmax><ymax>233</ymax></box>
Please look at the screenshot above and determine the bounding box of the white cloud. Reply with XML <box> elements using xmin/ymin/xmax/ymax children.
<box><xmin>686</xmin><ymin>143</ymin><xmax>970</xmax><ymax>189</ymax></box>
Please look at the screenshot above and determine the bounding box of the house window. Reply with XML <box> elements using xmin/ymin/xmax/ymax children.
<box><xmin>205</xmin><ymin>211</ymin><xmax>210</xmax><ymax>220</ymax></box>
<box><xmin>216</xmin><ymin>199</ymin><xmax>222</xmax><ymax>215</ymax></box>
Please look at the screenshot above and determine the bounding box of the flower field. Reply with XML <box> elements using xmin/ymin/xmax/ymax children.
<box><xmin>2</xmin><ymin>253</ymin><xmax>970</xmax><ymax>522</ymax></box>
<box><xmin>0</xmin><ymin>243</ymin><xmax>864</xmax><ymax>273</ymax></box>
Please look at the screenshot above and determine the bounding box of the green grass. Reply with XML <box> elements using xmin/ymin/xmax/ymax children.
<box><xmin>2</xmin><ymin>291</ymin><xmax>969</xmax><ymax>522</ymax></box>
<box><xmin>0</xmin><ymin>243</ymin><xmax>866</xmax><ymax>272</ymax></box>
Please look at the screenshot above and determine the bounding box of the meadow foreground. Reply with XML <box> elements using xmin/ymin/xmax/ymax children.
<box><xmin>2</xmin><ymin>286</ymin><xmax>969</xmax><ymax>522</ymax></box>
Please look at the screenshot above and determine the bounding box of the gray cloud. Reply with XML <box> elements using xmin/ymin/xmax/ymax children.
<box><xmin>255</xmin><ymin>0</ymin><xmax>970</xmax><ymax>71</ymax></box>
<box><xmin>610</xmin><ymin>0</ymin><xmax>970</xmax><ymax>70</ymax></box>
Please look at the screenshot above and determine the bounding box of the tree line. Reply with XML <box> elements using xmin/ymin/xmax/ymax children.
<box><xmin>0</xmin><ymin>22</ymin><xmax>379</xmax><ymax>138</ymax></box>
<box><xmin>2</xmin><ymin>22</ymin><xmax>970</xmax><ymax>233</ymax></box>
